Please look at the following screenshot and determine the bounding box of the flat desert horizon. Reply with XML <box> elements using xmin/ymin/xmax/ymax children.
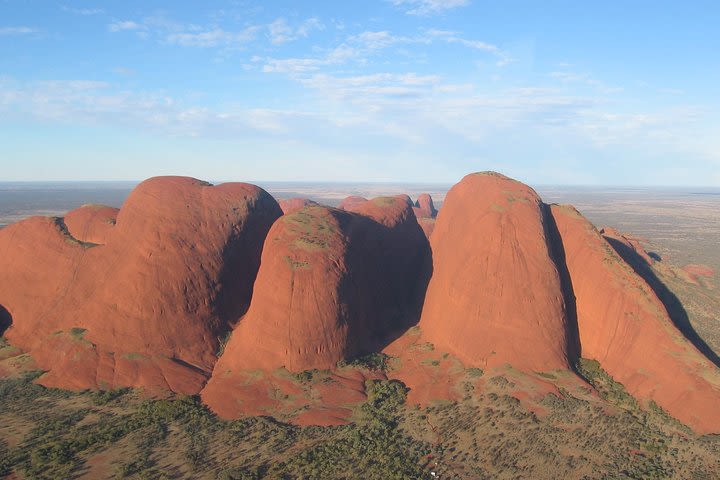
<box><xmin>2</xmin><ymin>179</ymin><xmax>718</xmax><ymax>278</ymax></box>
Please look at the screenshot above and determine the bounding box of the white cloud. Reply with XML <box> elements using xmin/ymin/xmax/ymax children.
<box><xmin>549</xmin><ymin>71</ymin><xmax>623</xmax><ymax>94</ymax></box>
<box><xmin>0</xmin><ymin>77</ymin><xmax>319</xmax><ymax>138</ymax></box>
<box><xmin>268</xmin><ymin>17</ymin><xmax>324</xmax><ymax>45</ymax></box>
<box><xmin>112</xmin><ymin>67</ymin><xmax>135</xmax><ymax>76</ymax></box>
<box><xmin>166</xmin><ymin>26</ymin><xmax>259</xmax><ymax>47</ymax></box>
<box><xmin>426</xmin><ymin>30</ymin><xmax>511</xmax><ymax>65</ymax></box>
<box><xmin>63</xmin><ymin>6</ymin><xmax>103</xmax><ymax>15</ymax></box>
<box><xmin>268</xmin><ymin>18</ymin><xmax>293</xmax><ymax>45</ymax></box>
<box><xmin>262</xmin><ymin>58</ymin><xmax>328</xmax><ymax>74</ymax></box>
<box><xmin>391</xmin><ymin>0</ymin><xmax>469</xmax><ymax>16</ymax></box>
<box><xmin>108</xmin><ymin>21</ymin><xmax>144</xmax><ymax>32</ymax></box>
<box><xmin>0</xmin><ymin>26</ymin><xmax>37</xmax><ymax>35</ymax></box>
<box><xmin>297</xmin><ymin>18</ymin><xmax>324</xmax><ymax>37</ymax></box>
<box><xmin>108</xmin><ymin>16</ymin><xmax>260</xmax><ymax>49</ymax></box>
<box><xmin>2</xmin><ymin>74</ymin><xmax>718</xmax><ymax>184</ymax></box>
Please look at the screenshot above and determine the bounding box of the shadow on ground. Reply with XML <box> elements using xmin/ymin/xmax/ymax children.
<box><xmin>604</xmin><ymin>236</ymin><xmax>720</xmax><ymax>368</ymax></box>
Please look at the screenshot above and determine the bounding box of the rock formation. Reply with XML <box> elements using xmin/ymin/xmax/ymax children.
<box><xmin>278</xmin><ymin>197</ymin><xmax>319</xmax><ymax>215</ymax></box>
<box><xmin>1</xmin><ymin>170</ymin><xmax>719</xmax><ymax>434</ymax></box>
<box><xmin>413</xmin><ymin>193</ymin><xmax>437</xmax><ymax>219</ymax></box>
<box><xmin>205</xmin><ymin>199</ymin><xmax>431</xmax><ymax>377</ymax></box>
<box><xmin>338</xmin><ymin>195</ymin><xmax>368</xmax><ymax>211</ymax></box>
<box><xmin>1</xmin><ymin>176</ymin><xmax>282</xmax><ymax>393</ymax></box>
<box><xmin>0</xmin><ymin>216</ymin><xmax>93</xmax><ymax>343</ymax></box>
<box><xmin>64</xmin><ymin>204</ymin><xmax>119</xmax><ymax>244</ymax></box>
<box><xmin>411</xmin><ymin>193</ymin><xmax>438</xmax><ymax>239</ymax></box>
<box><xmin>550</xmin><ymin>204</ymin><xmax>720</xmax><ymax>433</ymax></box>
<box><xmin>418</xmin><ymin>172</ymin><xmax>575</xmax><ymax>372</ymax></box>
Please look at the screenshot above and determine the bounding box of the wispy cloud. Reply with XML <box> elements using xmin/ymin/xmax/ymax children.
<box><xmin>0</xmin><ymin>77</ymin><xmax>316</xmax><ymax>138</ymax></box>
<box><xmin>0</xmin><ymin>26</ymin><xmax>37</xmax><ymax>35</ymax></box>
<box><xmin>549</xmin><ymin>71</ymin><xmax>623</xmax><ymax>94</ymax></box>
<box><xmin>108</xmin><ymin>21</ymin><xmax>144</xmax><ymax>32</ymax></box>
<box><xmin>391</xmin><ymin>0</ymin><xmax>470</xmax><ymax>16</ymax></box>
<box><xmin>166</xmin><ymin>26</ymin><xmax>259</xmax><ymax>47</ymax></box>
<box><xmin>427</xmin><ymin>28</ymin><xmax>511</xmax><ymax>66</ymax></box>
<box><xmin>268</xmin><ymin>17</ymin><xmax>324</xmax><ymax>45</ymax></box>
<box><xmin>107</xmin><ymin>16</ymin><xmax>261</xmax><ymax>49</ymax></box>
<box><xmin>62</xmin><ymin>6</ymin><xmax>104</xmax><ymax>16</ymax></box>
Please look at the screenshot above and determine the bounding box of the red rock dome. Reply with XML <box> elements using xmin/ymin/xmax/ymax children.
<box><xmin>550</xmin><ymin>204</ymin><xmax>720</xmax><ymax>434</ymax></box>
<box><xmin>418</xmin><ymin>172</ymin><xmax>574</xmax><ymax>372</ymax></box>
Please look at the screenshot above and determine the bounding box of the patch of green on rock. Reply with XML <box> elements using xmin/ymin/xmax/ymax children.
<box><xmin>284</xmin><ymin>256</ymin><xmax>310</xmax><ymax>269</ymax></box>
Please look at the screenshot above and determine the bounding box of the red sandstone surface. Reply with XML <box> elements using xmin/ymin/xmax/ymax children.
<box><xmin>64</xmin><ymin>204</ymin><xmax>119</xmax><ymax>244</ymax></box>
<box><xmin>337</xmin><ymin>195</ymin><xmax>368</xmax><ymax>211</ymax></box>
<box><xmin>551</xmin><ymin>204</ymin><xmax>720</xmax><ymax>433</ymax></box>
<box><xmin>412</xmin><ymin>193</ymin><xmax>437</xmax><ymax>219</ymax></box>
<box><xmin>0</xmin><ymin>176</ymin><xmax>282</xmax><ymax>393</ymax></box>
<box><xmin>1</xmin><ymin>171</ymin><xmax>719</xmax><ymax>434</ymax></box>
<box><xmin>418</xmin><ymin>172</ymin><xmax>574</xmax><ymax>372</ymax></box>
<box><xmin>202</xmin><ymin>200</ymin><xmax>430</xmax><ymax>409</ymax></box>
<box><xmin>278</xmin><ymin>197</ymin><xmax>319</xmax><ymax>215</ymax></box>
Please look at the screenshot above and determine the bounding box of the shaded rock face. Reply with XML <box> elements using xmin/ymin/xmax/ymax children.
<box><xmin>550</xmin><ymin>204</ymin><xmax>720</xmax><ymax>434</ymax></box>
<box><xmin>601</xmin><ymin>227</ymin><xmax>720</xmax><ymax>367</ymax></box>
<box><xmin>413</xmin><ymin>193</ymin><xmax>437</xmax><ymax>219</ymax></box>
<box><xmin>0</xmin><ymin>305</ymin><xmax>11</xmax><ymax>336</ymax></box>
<box><xmin>412</xmin><ymin>193</ymin><xmax>438</xmax><ymax>239</ymax></box>
<box><xmin>64</xmin><ymin>204</ymin><xmax>119</xmax><ymax>244</ymax></box>
<box><xmin>278</xmin><ymin>197</ymin><xmax>319</xmax><ymax>215</ymax></box>
<box><xmin>0</xmin><ymin>176</ymin><xmax>282</xmax><ymax>393</ymax></box>
<box><xmin>207</xmin><ymin>200</ymin><xmax>431</xmax><ymax>375</ymax></box>
<box><xmin>418</xmin><ymin>172</ymin><xmax>575</xmax><ymax>372</ymax></box>
<box><xmin>601</xmin><ymin>227</ymin><xmax>656</xmax><ymax>266</ymax></box>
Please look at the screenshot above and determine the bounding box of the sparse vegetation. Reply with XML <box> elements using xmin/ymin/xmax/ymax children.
<box><xmin>337</xmin><ymin>352</ymin><xmax>390</xmax><ymax>371</ymax></box>
<box><xmin>69</xmin><ymin>327</ymin><xmax>87</xmax><ymax>339</ymax></box>
<box><xmin>0</xmin><ymin>363</ymin><xmax>718</xmax><ymax>479</ymax></box>
<box><xmin>216</xmin><ymin>331</ymin><xmax>232</xmax><ymax>357</ymax></box>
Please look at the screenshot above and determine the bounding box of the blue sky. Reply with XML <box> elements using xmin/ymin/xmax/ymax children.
<box><xmin>1</xmin><ymin>0</ymin><xmax>718</xmax><ymax>185</ymax></box>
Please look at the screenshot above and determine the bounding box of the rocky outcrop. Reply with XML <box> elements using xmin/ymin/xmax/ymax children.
<box><xmin>64</xmin><ymin>204</ymin><xmax>119</xmax><ymax>244</ymax></box>
<box><xmin>550</xmin><ymin>204</ymin><xmax>720</xmax><ymax>433</ymax></box>
<box><xmin>278</xmin><ymin>198</ymin><xmax>319</xmax><ymax>215</ymax></box>
<box><xmin>418</xmin><ymin>172</ymin><xmax>575</xmax><ymax>372</ymax></box>
<box><xmin>1</xmin><ymin>176</ymin><xmax>282</xmax><ymax>393</ymax></box>
<box><xmin>206</xmin><ymin>199</ymin><xmax>431</xmax><ymax>376</ymax></box>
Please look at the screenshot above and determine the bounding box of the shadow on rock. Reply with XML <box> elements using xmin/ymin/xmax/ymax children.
<box><xmin>604</xmin><ymin>236</ymin><xmax>720</xmax><ymax>368</ymax></box>
<box><xmin>0</xmin><ymin>304</ymin><xmax>11</xmax><ymax>336</ymax></box>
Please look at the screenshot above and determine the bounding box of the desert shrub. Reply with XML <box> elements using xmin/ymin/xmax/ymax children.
<box><xmin>89</xmin><ymin>387</ymin><xmax>130</xmax><ymax>405</ymax></box>
<box><xmin>466</xmin><ymin>367</ymin><xmax>484</xmax><ymax>378</ymax></box>
<box><xmin>271</xmin><ymin>379</ymin><xmax>430</xmax><ymax>478</ymax></box>
<box><xmin>576</xmin><ymin>358</ymin><xmax>638</xmax><ymax>411</ymax></box>
<box><xmin>337</xmin><ymin>352</ymin><xmax>390</xmax><ymax>371</ymax></box>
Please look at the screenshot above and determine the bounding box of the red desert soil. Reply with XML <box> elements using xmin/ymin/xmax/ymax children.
<box><xmin>0</xmin><ymin>176</ymin><xmax>282</xmax><ymax>394</ymax></box>
<box><xmin>201</xmin><ymin>366</ymin><xmax>385</xmax><ymax>426</ymax></box>
<box><xmin>550</xmin><ymin>204</ymin><xmax>720</xmax><ymax>433</ymax></box>
<box><xmin>683</xmin><ymin>264</ymin><xmax>715</xmax><ymax>283</ymax></box>
<box><xmin>418</xmin><ymin>172</ymin><xmax>575</xmax><ymax>372</ymax></box>
<box><xmin>278</xmin><ymin>197</ymin><xmax>319</xmax><ymax>215</ymax></box>
<box><xmin>64</xmin><ymin>204</ymin><xmax>119</xmax><ymax>244</ymax></box>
